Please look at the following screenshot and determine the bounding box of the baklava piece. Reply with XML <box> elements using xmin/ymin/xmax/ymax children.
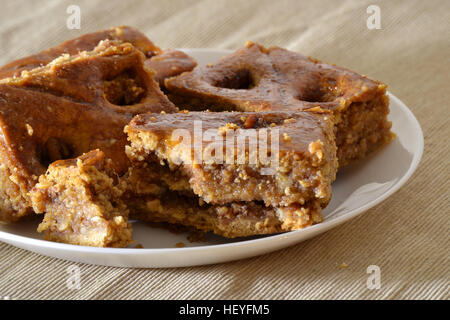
<box><xmin>124</xmin><ymin>111</ymin><xmax>337</xmax><ymax>237</ymax></box>
<box><xmin>166</xmin><ymin>41</ymin><xmax>393</xmax><ymax>166</ymax></box>
<box><xmin>30</xmin><ymin>150</ymin><xmax>131</xmax><ymax>247</ymax></box>
<box><xmin>0</xmin><ymin>40</ymin><xmax>175</xmax><ymax>222</ymax></box>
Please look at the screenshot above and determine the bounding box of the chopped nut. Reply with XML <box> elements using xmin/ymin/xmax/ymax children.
<box><xmin>238</xmin><ymin>171</ymin><xmax>249</xmax><ymax>180</ymax></box>
<box><xmin>114</xmin><ymin>27</ymin><xmax>124</xmax><ymax>36</ymax></box>
<box><xmin>218</xmin><ymin>126</ymin><xmax>227</xmax><ymax>136</ymax></box>
<box><xmin>243</xmin><ymin>114</ymin><xmax>258</xmax><ymax>129</ymax></box>
<box><xmin>20</xmin><ymin>70</ymin><xmax>31</xmax><ymax>78</ymax></box>
<box><xmin>308</xmin><ymin>140</ymin><xmax>324</xmax><ymax>160</ymax></box>
<box><xmin>218</xmin><ymin>122</ymin><xmax>239</xmax><ymax>135</ymax></box>
<box><xmin>226</xmin><ymin>123</ymin><xmax>239</xmax><ymax>130</ymax></box>
<box><xmin>91</xmin><ymin>216</ymin><xmax>102</xmax><ymax>223</ymax></box>
<box><xmin>25</xmin><ymin>124</ymin><xmax>33</xmax><ymax>136</ymax></box>
<box><xmin>299</xmin><ymin>180</ymin><xmax>310</xmax><ymax>188</ymax></box>
<box><xmin>305</xmin><ymin>106</ymin><xmax>330</xmax><ymax>114</ymax></box>
<box><xmin>283</xmin><ymin>118</ymin><xmax>296</xmax><ymax>124</ymax></box>
<box><xmin>283</xmin><ymin>133</ymin><xmax>291</xmax><ymax>142</ymax></box>
<box><xmin>113</xmin><ymin>216</ymin><xmax>124</xmax><ymax>225</ymax></box>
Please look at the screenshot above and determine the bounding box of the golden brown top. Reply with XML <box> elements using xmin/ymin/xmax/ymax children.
<box><xmin>0</xmin><ymin>26</ymin><xmax>160</xmax><ymax>78</ymax></box>
<box><xmin>0</xmin><ymin>40</ymin><xmax>176</xmax><ymax>190</ymax></box>
<box><xmin>0</xmin><ymin>26</ymin><xmax>196</xmax><ymax>86</ymax></box>
<box><xmin>166</xmin><ymin>41</ymin><xmax>386</xmax><ymax>113</ymax></box>
<box><xmin>126</xmin><ymin>110</ymin><xmax>335</xmax><ymax>158</ymax></box>
<box><xmin>145</xmin><ymin>50</ymin><xmax>197</xmax><ymax>88</ymax></box>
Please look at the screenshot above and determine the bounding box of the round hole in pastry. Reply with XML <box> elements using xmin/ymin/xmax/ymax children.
<box><xmin>103</xmin><ymin>68</ymin><xmax>147</xmax><ymax>106</ymax></box>
<box><xmin>213</xmin><ymin>69</ymin><xmax>257</xmax><ymax>90</ymax></box>
<box><xmin>37</xmin><ymin>138</ymin><xmax>74</xmax><ymax>167</ymax></box>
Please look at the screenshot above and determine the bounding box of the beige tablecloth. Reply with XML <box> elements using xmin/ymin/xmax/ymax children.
<box><xmin>0</xmin><ymin>0</ymin><xmax>448</xmax><ymax>300</ymax></box>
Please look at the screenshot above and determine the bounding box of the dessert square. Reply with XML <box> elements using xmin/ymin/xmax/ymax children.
<box><xmin>165</xmin><ymin>41</ymin><xmax>393</xmax><ymax>166</ymax></box>
<box><xmin>30</xmin><ymin>150</ymin><xmax>131</xmax><ymax>247</ymax></box>
<box><xmin>124</xmin><ymin>110</ymin><xmax>337</xmax><ymax>237</ymax></box>
<box><xmin>0</xmin><ymin>40</ymin><xmax>175</xmax><ymax>222</ymax></box>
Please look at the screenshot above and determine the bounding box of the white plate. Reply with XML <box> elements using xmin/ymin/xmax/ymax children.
<box><xmin>0</xmin><ymin>49</ymin><xmax>423</xmax><ymax>268</ymax></box>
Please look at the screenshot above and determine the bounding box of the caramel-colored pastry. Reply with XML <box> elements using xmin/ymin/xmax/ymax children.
<box><xmin>0</xmin><ymin>28</ymin><xmax>393</xmax><ymax>246</ymax></box>
<box><xmin>165</xmin><ymin>41</ymin><xmax>393</xmax><ymax>166</ymax></box>
<box><xmin>30</xmin><ymin>150</ymin><xmax>132</xmax><ymax>247</ymax></box>
<box><xmin>145</xmin><ymin>50</ymin><xmax>197</xmax><ymax>89</ymax></box>
<box><xmin>0</xmin><ymin>40</ymin><xmax>175</xmax><ymax>222</ymax></box>
<box><xmin>124</xmin><ymin>111</ymin><xmax>337</xmax><ymax>237</ymax></box>
<box><xmin>0</xmin><ymin>26</ymin><xmax>197</xmax><ymax>86</ymax></box>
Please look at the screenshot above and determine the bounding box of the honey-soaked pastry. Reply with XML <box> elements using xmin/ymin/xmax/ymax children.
<box><xmin>30</xmin><ymin>150</ymin><xmax>132</xmax><ymax>247</ymax></box>
<box><xmin>145</xmin><ymin>50</ymin><xmax>197</xmax><ymax>89</ymax></box>
<box><xmin>124</xmin><ymin>111</ymin><xmax>337</xmax><ymax>237</ymax></box>
<box><xmin>0</xmin><ymin>40</ymin><xmax>176</xmax><ymax>222</ymax></box>
<box><xmin>166</xmin><ymin>41</ymin><xmax>393</xmax><ymax>166</ymax></box>
<box><xmin>0</xmin><ymin>26</ymin><xmax>197</xmax><ymax>86</ymax></box>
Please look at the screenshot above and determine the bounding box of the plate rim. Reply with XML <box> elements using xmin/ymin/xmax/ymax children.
<box><xmin>0</xmin><ymin>49</ymin><xmax>424</xmax><ymax>260</ymax></box>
